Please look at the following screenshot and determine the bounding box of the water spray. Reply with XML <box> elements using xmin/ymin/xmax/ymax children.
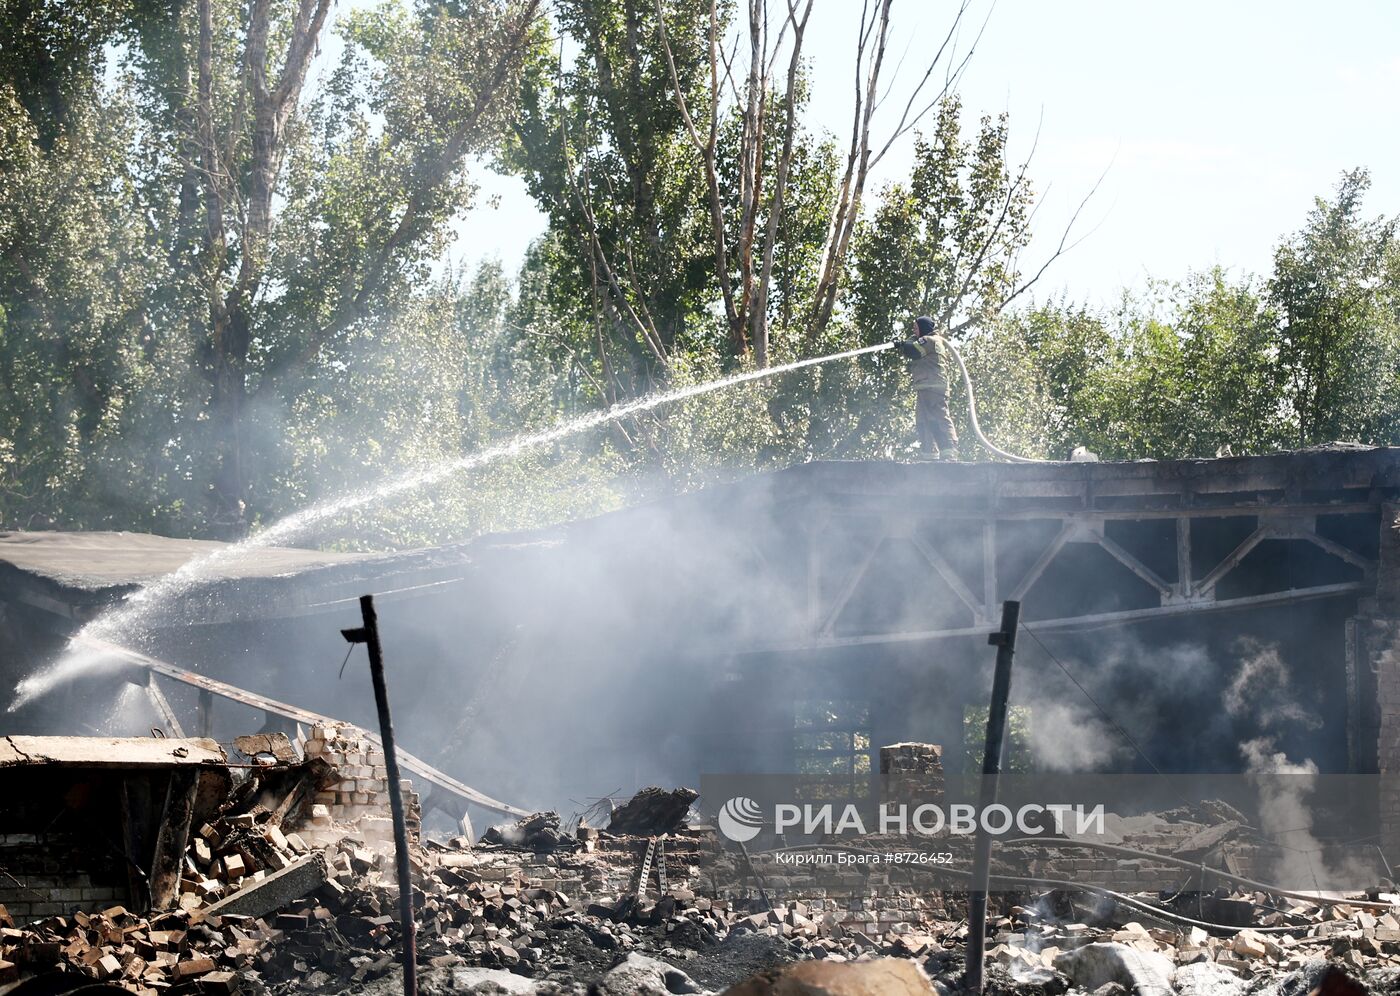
<box><xmin>11</xmin><ymin>336</ymin><xmax>1050</xmax><ymax>710</ymax></box>
<box><xmin>12</xmin><ymin>342</ymin><xmax>893</xmax><ymax>709</ymax></box>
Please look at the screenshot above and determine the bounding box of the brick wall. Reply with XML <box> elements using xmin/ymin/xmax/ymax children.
<box><xmin>0</xmin><ymin>832</ymin><xmax>129</xmax><ymax>924</ymax></box>
<box><xmin>1374</xmin><ymin>620</ymin><xmax>1400</xmax><ymax>853</ymax></box>
<box><xmin>880</xmin><ymin>743</ymin><xmax>945</xmax><ymax>805</ymax></box>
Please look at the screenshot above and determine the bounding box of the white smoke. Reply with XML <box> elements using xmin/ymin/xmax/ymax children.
<box><xmin>1228</xmin><ymin>643</ymin><xmax>1369</xmax><ymax>888</ymax></box>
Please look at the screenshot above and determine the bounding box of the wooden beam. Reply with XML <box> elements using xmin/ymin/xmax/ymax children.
<box><xmin>1093</xmin><ymin>532</ymin><xmax>1174</xmax><ymax>599</ymax></box>
<box><xmin>117</xmin><ymin>779</ymin><xmax>148</xmax><ymax>911</ymax></box>
<box><xmin>1286</xmin><ymin>528</ymin><xmax>1375</xmax><ymax>575</ymax></box>
<box><xmin>148</xmin><ymin>767</ymin><xmax>199</xmax><ymax>910</ymax></box>
<box><xmin>1196</xmin><ymin>526</ymin><xmax>1269</xmax><ymax>595</ymax></box>
<box><xmin>806</xmin><ymin>501</ymin><xmax>1381</xmax><ymax>523</ymax></box>
<box><xmin>909</xmin><ymin>535</ymin><xmax>983</xmax><ymax>618</ymax></box>
<box><xmin>87</xmin><ymin>636</ymin><xmax>532</xmax><ymax>818</ymax></box>
<box><xmin>1176</xmin><ymin>517</ymin><xmax>1192</xmax><ymax>599</ymax></box>
<box><xmin>818</xmin><ymin>528</ymin><xmax>889</xmax><ymax>636</ymax></box>
<box><xmin>145</xmin><ymin>675</ymin><xmax>186</xmax><ymax>738</ymax></box>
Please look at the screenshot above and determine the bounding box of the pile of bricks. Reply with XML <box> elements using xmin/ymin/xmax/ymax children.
<box><xmin>0</xmin><ymin>828</ymin><xmax>395</xmax><ymax>992</ymax></box>
<box><xmin>182</xmin><ymin>813</ymin><xmax>316</xmax><ymax>913</ymax></box>
<box><xmin>0</xmin><ymin>903</ymin><xmax>242</xmax><ymax>993</ymax></box>
<box><xmin>302</xmin><ymin>725</ymin><xmax>420</xmax><ymax>850</ymax></box>
<box><xmin>981</xmin><ymin>899</ymin><xmax>1400</xmax><ymax>980</ymax></box>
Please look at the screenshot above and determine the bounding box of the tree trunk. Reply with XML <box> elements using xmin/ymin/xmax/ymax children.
<box><xmin>209</xmin><ymin>306</ymin><xmax>251</xmax><ymax>538</ymax></box>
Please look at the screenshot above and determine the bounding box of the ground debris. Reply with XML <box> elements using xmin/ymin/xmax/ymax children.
<box><xmin>3</xmin><ymin>745</ymin><xmax>1399</xmax><ymax>996</ymax></box>
<box><xmin>606</xmin><ymin>787</ymin><xmax>699</xmax><ymax>836</ymax></box>
<box><xmin>483</xmin><ymin>811</ymin><xmax>572</xmax><ymax>852</ymax></box>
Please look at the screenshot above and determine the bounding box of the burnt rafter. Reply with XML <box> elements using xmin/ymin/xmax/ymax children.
<box><xmin>79</xmin><ymin>636</ymin><xmax>531</xmax><ymax>819</ymax></box>
<box><xmin>792</xmin><ymin>451</ymin><xmax>1394</xmax><ymax>652</ymax></box>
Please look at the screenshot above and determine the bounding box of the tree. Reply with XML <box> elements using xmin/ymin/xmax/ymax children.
<box><xmin>511</xmin><ymin>0</ymin><xmax>992</xmax><ymax>385</ymax></box>
<box><xmin>0</xmin><ymin>64</ymin><xmax>193</xmax><ymax>530</ymax></box>
<box><xmin>0</xmin><ymin>0</ymin><xmax>544</xmax><ymax>536</ymax></box>
<box><xmin>1175</xmin><ymin>268</ymin><xmax>1288</xmax><ymax>455</ymax></box>
<box><xmin>184</xmin><ymin>0</ymin><xmax>543</xmax><ymax>534</ymax></box>
<box><xmin>507</xmin><ymin>0</ymin><xmax>711</xmax><ymax>381</ymax></box>
<box><xmin>850</xmin><ymin>98</ymin><xmax>1035</xmax><ymax>345</ymax></box>
<box><xmin>0</xmin><ymin>0</ymin><xmax>130</xmax><ymax>149</ymax></box>
<box><xmin>1269</xmin><ymin>169</ymin><xmax>1400</xmax><ymax>447</ymax></box>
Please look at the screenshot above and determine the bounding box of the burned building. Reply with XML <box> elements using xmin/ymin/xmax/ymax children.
<box><xmin>1</xmin><ymin>448</ymin><xmax>1399</xmax><ymax>832</ymax></box>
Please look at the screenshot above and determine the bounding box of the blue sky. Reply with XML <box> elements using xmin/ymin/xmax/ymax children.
<box><xmin>444</xmin><ymin>0</ymin><xmax>1400</xmax><ymax>308</ymax></box>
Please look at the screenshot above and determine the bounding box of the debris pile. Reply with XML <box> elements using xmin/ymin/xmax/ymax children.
<box><xmin>10</xmin><ymin>831</ymin><xmax>1400</xmax><ymax>996</ymax></box>
<box><xmin>2</xmin><ymin>737</ymin><xmax>1399</xmax><ymax>996</ymax></box>
<box><xmin>482</xmin><ymin>811</ymin><xmax>572</xmax><ymax>851</ymax></box>
<box><xmin>605</xmin><ymin>786</ymin><xmax>699</xmax><ymax>836</ymax></box>
<box><xmin>976</xmin><ymin>893</ymin><xmax>1400</xmax><ymax>982</ymax></box>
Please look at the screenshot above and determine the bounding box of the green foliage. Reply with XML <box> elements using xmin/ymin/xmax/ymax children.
<box><xmin>505</xmin><ymin>0</ymin><xmax>713</xmax><ymax>375</ymax></box>
<box><xmin>956</xmin><ymin>219</ymin><xmax>1397</xmax><ymax>464</ymax></box>
<box><xmin>962</xmin><ymin>704</ymin><xmax>1033</xmax><ymax>775</ymax></box>
<box><xmin>851</xmin><ymin>99</ymin><xmax>1033</xmax><ymax>341</ymax></box>
<box><xmin>1269</xmin><ymin>169</ymin><xmax>1400</xmax><ymax>447</ymax></box>
<box><xmin>0</xmin><ymin>0</ymin><xmax>132</xmax><ymax>148</ymax></box>
<box><xmin>0</xmin><ymin>0</ymin><xmax>546</xmax><ymax>538</ymax></box>
<box><xmin>1</xmin><ymin>0</ymin><xmax>1398</xmax><ymax>550</ymax></box>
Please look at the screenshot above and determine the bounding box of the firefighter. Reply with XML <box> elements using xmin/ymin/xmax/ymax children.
<box><xmin>894</xmin><ymin>316</ymin><xmax>958</xmax><ymax>460</ymax></box>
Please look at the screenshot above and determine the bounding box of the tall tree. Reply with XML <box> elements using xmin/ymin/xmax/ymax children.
<box><xmin>184</xmin><ymin>0</ymin><xmax>542</xmax><ymax>534</ymax></box>
<box><xmin>0</xmin><ymin>0</ymin><xmax>544</xmax><ymax>536</ymax></box>
<box><xmin>1269</xmin><ymin>169</ymin><xmax>1400</xmax><ymax>447</ymax></box>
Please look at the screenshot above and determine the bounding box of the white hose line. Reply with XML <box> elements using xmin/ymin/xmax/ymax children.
<box><xmin>944</xmin><ymin>339</ymin><xmax>1048</xmax><ymax>464</ymax></box>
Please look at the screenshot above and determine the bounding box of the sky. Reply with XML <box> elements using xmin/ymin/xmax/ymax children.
<box><xmin>444</xmin><ymin>0</ymin><xmax>1400</xmax><ymax>309</ymax></box>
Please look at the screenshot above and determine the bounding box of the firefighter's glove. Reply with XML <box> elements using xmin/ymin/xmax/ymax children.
<box><xmin>893</xmin><ymin>340</ymin><xmax>921</xmax><ymax>360</ymax></box>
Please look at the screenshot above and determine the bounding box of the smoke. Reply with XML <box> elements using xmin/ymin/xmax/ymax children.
<box><xmin>1225</xmin><ymin>641</ymin><xmax>1365</xmax><ymax>887</ymax></box>
<box><xmin>1239</xmin><ymin>736</ymin><xmax>1325</xmax><ymax>883</ymax></box>
<box><xmin>1010</xmin><ymin>633</ymin><xmax>1224</xmax><ymax>773</ymax></box>
<box><xmin>10</xmin><ymin>343</ymin><xmax>893</xmax><ymax>713</ymax></box>
<box><xmin>1023</xmin><ymin>699</ymin><xmax>1126</xmax><ymax>772</ymax></box>
<box><xmin>1</xmin><ymin>376</ymin><xmax>1366</xmax><ymax>829</ymax></box>
<box><xmin>1223</xmin><ymin>641</ymin><xmax>1321</xmax><ymax>734</ymax></box>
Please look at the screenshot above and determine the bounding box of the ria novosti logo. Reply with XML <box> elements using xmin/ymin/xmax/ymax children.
<box><xmin>717</xmin><ymin>796</ymin><xmax>764</xmax><ymax>842</ymax></box>
<box><xmin>714</xmin><ymin>797</ymin><xmax>1106</xmax><ymax>841</ymax></box>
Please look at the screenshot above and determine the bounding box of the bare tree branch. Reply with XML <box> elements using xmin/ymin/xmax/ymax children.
<box><xmin>951</xmin><ymin>161</ymin><xmax>1109</xmax><ymax>336</ymax></box>
<box><xmin>655</xmin><ymin>0</ymin><xmax>740</xmax><ymax>340</ymax></box>
<box><xmin>751</xmin><ymin>0</ymin><xmax>814</xmax><ymax>365</ymax></box>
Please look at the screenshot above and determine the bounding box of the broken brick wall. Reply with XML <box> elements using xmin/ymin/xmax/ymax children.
<box><xmin>301</xmin><ymin>725</ymin><xmax>421</xmax><ymax>851</ymax></box>
<box><xmin>880</xmin><ymin>743</ymin><xmax>945</xmax><ymax>804</ymax></box>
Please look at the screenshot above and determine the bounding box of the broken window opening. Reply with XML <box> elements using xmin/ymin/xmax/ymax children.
<box><xmin>794</xmin><ymin>699</ymin><xmax>873</xmax><ymax>799</ymax></box>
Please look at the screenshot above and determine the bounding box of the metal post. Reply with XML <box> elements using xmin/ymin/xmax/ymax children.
<box><xmin>965</xmin><ymin>600</ymin><xmax>1020</xmax><ymax>994</ymax></box>
<box><xmin>343</xmin><ymin>595</ymin><xmax>417</xmax><ymax>996</ymax></box>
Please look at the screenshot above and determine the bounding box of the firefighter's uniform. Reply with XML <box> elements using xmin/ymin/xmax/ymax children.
<box><xmin>902</xmin><ymin>333</ymin><xmax>958</xmax><ymax>459</ymax></box>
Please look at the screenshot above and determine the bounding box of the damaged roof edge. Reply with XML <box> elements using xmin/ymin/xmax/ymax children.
<box><xmin>0</xmin><ymin>735</ymin><xmax>227</xmax><ymax>768</ymax></box>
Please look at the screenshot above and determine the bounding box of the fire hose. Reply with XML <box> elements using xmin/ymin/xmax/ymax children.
<box><xmin>944</xmin><ymin>338</ymin><xmax>1047</xmax><ymax>464</ymax></box>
